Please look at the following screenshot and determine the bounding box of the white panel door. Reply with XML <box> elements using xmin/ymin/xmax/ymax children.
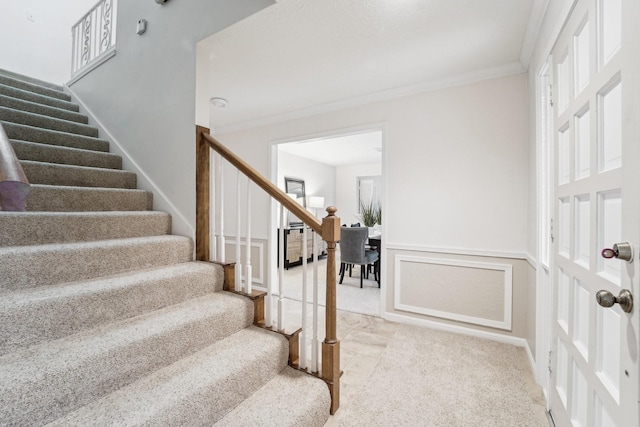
<box><xmin>549</xmin><ymin>0</ymin><xmax>640</xmax><ymax>426</ymax></box>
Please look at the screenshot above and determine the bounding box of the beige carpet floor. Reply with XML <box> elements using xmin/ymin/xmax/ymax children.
<box><xmin>325</xmin><ymin>312</ymin><xmax>549</xmax><ymax>427</ymax></box>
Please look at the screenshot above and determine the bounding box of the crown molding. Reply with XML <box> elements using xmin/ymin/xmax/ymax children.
<box><xmin>215</xmin><ymin>61</ymin><xmax>526</xmax><ymax>135</ymax></box>
<box><xmin>519</xmin><ymin>0</ymin><xmax>550</xmax><ymax>69</ymax></box>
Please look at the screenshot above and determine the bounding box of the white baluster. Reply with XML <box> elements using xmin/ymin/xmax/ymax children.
<box><xmin>245</xmin><ymin>180</ymin><xmax>252</xmax><ymax>294</ymax></box>
<box><xmin>215</xmin><ymin>154</ymin><xmax>225</xmax><ymax>262</ymax></box>
<box><xmin>277</xmin><ymin>205</ymin><xmax>285</xmax><ymax>331</ymax></box>
<box><xmin>71</xmin><ymin>26</ymin><xmax>78</xmax><ymax>74</ymax></box>
<box><xmin>311</xmin><ymin>230</ymin><xmax>319</xmax><ymax>373</ymax></box>
<box><xmin>300</xmin><ymin>226</ymin><xmax>308</xmax><ymax>370</ymax></box>
<box><xmin>235</xmin><ymin>170</ymin><xmax>242</xmax><ymax>292</ymax></box>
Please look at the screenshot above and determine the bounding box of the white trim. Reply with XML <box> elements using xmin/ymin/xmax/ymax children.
<box><xmin>269</xmin><ymin>122</ymin><xmax>388</xmax><ymax>147</ymax></box>
<box><xmin>384</xmin><ymin>311</ymin><xmax>532</xmax><ymax>353</ymax></box>
<box><xmin>216</xmin><ymin>62</ymin><xmax>526</xmax><ymax>134</ymax></box>
<box><xmin>64</xmin><ymin>86</ymin><xmax>195</xmax><ymax>238</ymax></box>
<box><xmin>519</xmin><ymin>0</ymin><xmax>550</xmax><ymax>69</ymax></box>
<box><xmin>68</xmin><ymin>48</ymin><xmax>116</xmax><ymax>86</ymax></box>
<box><xmin>535</xmin><ymin>58</ymin><xmax>554</xmax><ymax>400</ymax></box>
<box><xmin>386</xmin><ymin>242</ymin><xmax>529</xmax><ymax>261</ymax></box>
<box><xmin>524</xmin><ymin>338</ymin><xmax>536</xmax><ymax>377</ymax></box>
<box><xmin>526</xmin><ymin>252</ymin><xmax>538</xmax><ymax>269</ymax></box>
<box><xmin>394</xmin><ymin>255</ymin><xmax>513</xmax><ymax>331</ymax></box>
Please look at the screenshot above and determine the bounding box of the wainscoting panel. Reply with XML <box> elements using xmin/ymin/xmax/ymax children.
<box><xmin>225</xmin><ymin>239</ymin><xmax>265</xmax><ymax>285</ymax></box>
<box><xmin>394</xmin><ymin>255</ymin><xmax>513</xmax><ymax>330</ymax></box>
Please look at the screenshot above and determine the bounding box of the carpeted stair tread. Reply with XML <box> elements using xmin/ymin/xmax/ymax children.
<box><xmin>0</xmin><ymin>292</ymin><xmax>255</xmax><ymax>426</ymax></box>
<box><xmin>0</xmin><ymin>262</ymin><xmax>223</xmax><ymax>354</ymax></box>
<box><xmin>1</xmin><ymin>121</ymin><xmax>109</xmax><ymax>152</ymax></box>
<box><xmin>25</xmin><ymin>184</ymin><xmax>152</xmax><ymax>212</ymax></box>
<box><xmin>0</xmin><ymin>211</ymin><xmax>170</xmax><ymax>246</ymax></box>
<box><xmin>0</xmin><ymin>74</ymin><xmax>70</xmax><ymax>101</ymax></box>
<box><xmin>0</xmin><ymin>83</ymin><xmax>79</xmax><ymax>112</ymax></box>
<box><xmin>0</xmin><ymin>68</ymin><xmax>64</xmax><ymax>91</ymax></box>
<box><xmin>10</xmin><ymin>139</ymin><xmax>121</xmax><ymax>169</ymax></box>
<box><xmin>0</xmin><ymin>94</ymin><xmax>88</xmax><ymax>124</ymax></box>
<box><xmin>20</xmin><ymin>160</ymin><xmax>136</xmax><ymax>189</ymax></box>
<box><xmin>0</xmin><ymin>235</ymin><xmax>192</xmax><ymax>291</ymax></box>
<box><xmin>0</xmin><ymin>69</ymin><xmax>330</xmax><ymax>425</ymax></box>
<box><xmin>215</xmin><ymin>366</ymin><xmax>331</xmax><ymax>427</ymax></box>
<box><xmin>0</xmin><ymin>106</ymin><xmax>97</xmax><ymax>137</ymax></box>
<box><xmin>46</xmin><ymin>327</ymin><xmax>288</xmax><ymax>427</ymax></box>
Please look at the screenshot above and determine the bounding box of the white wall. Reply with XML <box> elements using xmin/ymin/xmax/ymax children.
<box><xmin>221</xmin><ymin>73</ymin><xmax>529</xmax><ymax>252</ymax></box>
<box><xmin>335</xmin><ymin>163</ymin><xmax>381</xmax><ymax>225</ymax></box>
<box><xmin>66</xmin><ymin>0</ymin><xmax>273</xmax><ymax>237</ymax></box>
<box><xmin>277</xmin><ymin>150</ymin><xmax>336</xmax><ymax>214</ymax></box>
<box><xmin>0</xmin><ymin>0</ymin><xmax>98</xmax><ymax>84</ymax></box>
<box><xmin>218</xmin><ymin>73</ymin><xmax>531</xmax><ymax>339</ymax></box>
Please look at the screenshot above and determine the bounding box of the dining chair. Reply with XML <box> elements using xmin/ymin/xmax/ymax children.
<box><xmin>339</xmin><ymin>227</ymin><xmax>379</xmax><ymax>288</ymax></box>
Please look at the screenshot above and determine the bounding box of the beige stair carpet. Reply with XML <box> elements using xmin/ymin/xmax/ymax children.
<box><xmin>0</xmin><ymin>68</ymin><xmax>331</xmax><ymax>426</ymax></box>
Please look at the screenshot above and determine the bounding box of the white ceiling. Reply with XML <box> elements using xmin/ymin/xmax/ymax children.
<box><xmin>201</xmin><ymin>0</ymin><xmax>543</xmax><ymax>134</ymax></box>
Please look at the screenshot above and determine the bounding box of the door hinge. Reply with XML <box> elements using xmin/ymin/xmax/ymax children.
<box><xmin>548</xmin><ymin>84</ymin><xmax>554</xmax><ymax>107</ymax></box>
<box><xmin>548</xmin><ymin>350</ymin><xmax>553</xmax><ymax>374</ymax></box>
<box><xmin>550</xmin><ymin>218</ymin><xmax>554</xmax><ymax>243</ymax></box>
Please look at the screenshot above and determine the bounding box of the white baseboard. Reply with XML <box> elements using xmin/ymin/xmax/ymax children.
<box><xmin>384</xmin><ymin>311</ymin><xmax>536</xmax><ymax>373</ymax></box>
<box><xmin>64</xmin><ymin>86</ymin><xmax>194</xmax><ymax>239</ymax></box>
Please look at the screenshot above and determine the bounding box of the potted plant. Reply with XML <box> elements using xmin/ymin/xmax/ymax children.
<box><xmin>359</xmin><ymin>200</ymin><xmax>381</xmax><ymax>228</ymax></box>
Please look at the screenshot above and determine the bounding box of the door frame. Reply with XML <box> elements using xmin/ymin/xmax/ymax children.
<box><xmin>267</xmin><ymin>123</ymin><xmax>388</xmax><ymax>317</ymax></box>
<box><xmin>535</xmin><ymin>0</ymin><xmax>579</xmax><ymax>408</ymax></box>
<box><xmin>535</xmin><ymin>56</ymin><xmax>554</xmax><ymax>406</ymax></box>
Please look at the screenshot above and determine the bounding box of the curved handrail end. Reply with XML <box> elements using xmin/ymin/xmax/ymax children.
<box><xmin>0</xmin><ymin>181</ymin><xmax>30</xmax><ymax>212</ymax></box>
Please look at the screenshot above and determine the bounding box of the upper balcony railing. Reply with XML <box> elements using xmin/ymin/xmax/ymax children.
<box><xmin>70</xmin><ymin>0</ymin><xmax>118</xmax><ymax>83</ymax></box>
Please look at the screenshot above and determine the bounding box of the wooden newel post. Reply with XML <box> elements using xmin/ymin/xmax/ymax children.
<box><xmin>195</xmin><ymin>126</ymin><xmax>210</xmax><ymax>261</ymax></box>
<box><xmin>321</xmin><ymin>206</ymin><xmax>340</xmax><ymax>414</ymax></box>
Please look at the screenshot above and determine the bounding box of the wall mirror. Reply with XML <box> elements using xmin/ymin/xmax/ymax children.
<box><xmin>285</xmin><ymin>177</ymin><xmax>306</xmax><ymax>227</ymax></box>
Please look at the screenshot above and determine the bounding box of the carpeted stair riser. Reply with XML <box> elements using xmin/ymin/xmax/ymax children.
<box><xmin>0</xmin><ymin>84</ymin><xmax>78</xmax><ymax>112</ymax></box>
<box><xmin>216</xmin><ymin>367</ymin><xmax>331</xmax><ymax>427</ymax></box>
<box><xmin>48</xmin><ymin>327</ymin><xmax>289</xmax><ymax>427</ymax></box>
<box><xmin>0</xmin><ymin>107</ymin><xmax>97</xmax><ymax>137</ymax></box>
<box><xmin>20</xmin><ymin>160</ymin><xmax>136</xmax><ymax>189</ymax></box>
<box><xmin>10</xmin><ymin>140</ymin><xmax>122</xmax><ymax>170</ymax></box>
<box><xmin>0</xmin><ymin>95</ymin><xmax>87</xmax><ymax>124</ymax></box>
<box><xmin>0</xmin><ymin>68</ymin><xmax>64</xmax><ymax>91</ymax></box>
<box><xmin>0</xmin><ymin>235</ymin><xmax>192</xmax><ymax>292</ymax></box>
<box><xmin>0</xmin><ymin>293</ymin><xmax>255</xmax><ymax>426</ymax></box>
<box><xmin>0</xmin><ymin>211</ymin><xmax>170</xmax><ymax>247</ymax></box>
<box><xmin>0</xmin><ymin>70</ymin><xmax>332</xmax><ymax>426</ymax></box>
<box><xmin>0</xmin><ymin>263</ymin><xmax>223</xmax><ymax>354</ymax></box>
<box><xmin>0</xmin><ymin>74</ymin><xmax>71</xmax><ymax>102</ymax></box>
<box><xmin>25</xmin><ymin>184</ymin><xmax>152</xmax><ymax>212</ymax></box>
<box><xmin>1</xmin><ymin>122</ymin><xmax>108</xmax><ymax>152</ymax></box>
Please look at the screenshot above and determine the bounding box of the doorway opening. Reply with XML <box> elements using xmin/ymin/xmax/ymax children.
<box><xmin>271</xmin><ymin>129</ymin><xmax>384</xmax><ymax>317</ymax></box>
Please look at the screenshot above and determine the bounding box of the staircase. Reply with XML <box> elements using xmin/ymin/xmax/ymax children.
<box><xmin>0</xmin><ymin>70</ymin><xmax>330</xmax><ymax>426</ymax></box>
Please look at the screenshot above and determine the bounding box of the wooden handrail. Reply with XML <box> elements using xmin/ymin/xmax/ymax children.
<box><xmin>200</xmin><ymin>130</ymin><xmax>322</xmax><ymax>235</ymax></box>
<box><xmin>195</xmin><ymin>126</ymin><xmax>341</xmax><ymax>414</ymax></box>
<box><xmin>0</xmin><ymin>123</ymin><xmax>30</xmax><ymax>211</ymax></box>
